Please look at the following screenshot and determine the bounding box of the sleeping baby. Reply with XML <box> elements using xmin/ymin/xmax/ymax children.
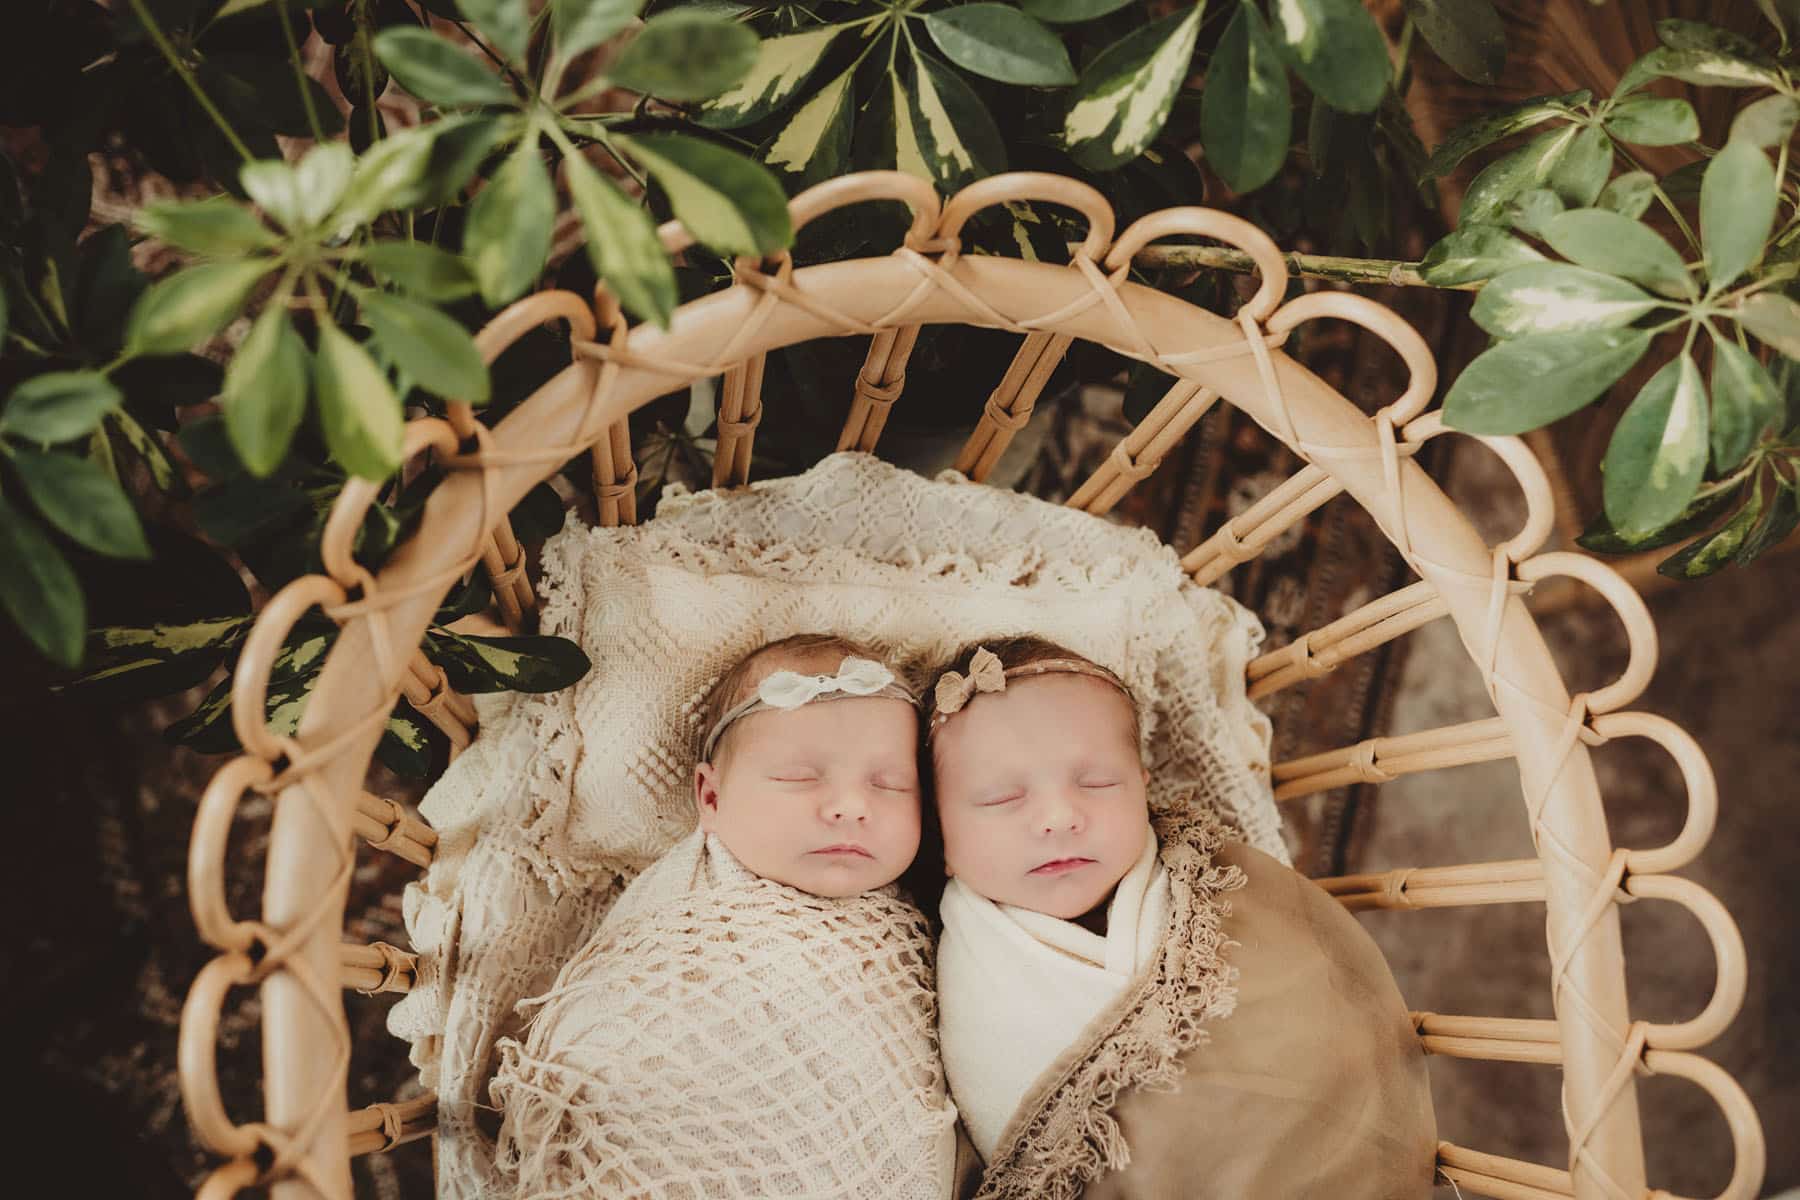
<box><xmin>928</xmin><ymin>638</ymin><xmax>1437</xmax><ymax>1199</ymax></box>
<box><xmin>491</xmin><ymin>634</ymin><xmax>959</xmax><ymax>1199</ymax></box>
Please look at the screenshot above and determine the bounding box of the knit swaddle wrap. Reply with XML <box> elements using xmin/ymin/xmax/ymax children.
<box><xmin>491</xmin><ymin>829</ymin><xmax>959</xmax><ymax>1199</ymax></box>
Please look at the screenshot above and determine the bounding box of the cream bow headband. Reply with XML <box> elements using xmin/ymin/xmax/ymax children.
<box><xmin>927</xmin><ymin>645</ymin><xmax>1137</xmax><ymax>738</ymax></box>
<box><xmin>700</xmin><ymin>656</ymin><xmax>917</xmax><ymax>761</ymax></box>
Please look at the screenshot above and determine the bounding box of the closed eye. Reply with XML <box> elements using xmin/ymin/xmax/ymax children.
<box><xmin>978</xmin><ymin>792</ymin><xmax>1024</xmax><ymax>807</ymax></box>
<box><xmin>769</xmin><ymin>775</ymin><xmax>819</xmax><ymax>784</ymax></box>
<box><xmin>1080</xmin><ymin>780</ymin><xmax>1120</xmax><ymax>789</ymax></box>
<box><xmin>873</xmin><ymin>780</ymin><xmax>918</xmax><ymax>793</ymax></box>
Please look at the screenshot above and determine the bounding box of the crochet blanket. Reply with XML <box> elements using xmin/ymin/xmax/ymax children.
<box><xmin>490</xmin><ymin>830</ymin><xmax>958</xmax><ymax>1199</ymax></box>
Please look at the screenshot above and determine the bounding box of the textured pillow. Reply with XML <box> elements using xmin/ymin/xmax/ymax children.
<box><xmin>389</xmin><ymin>451</ymin><xmax>1279</xmax><ymax>1198</ymax></box>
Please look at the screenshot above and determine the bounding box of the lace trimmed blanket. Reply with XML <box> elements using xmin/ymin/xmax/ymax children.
<box><xmin>490</xmin><ymin>830</ymin><xmax>959</xmax><ymax>1199</ymax></box>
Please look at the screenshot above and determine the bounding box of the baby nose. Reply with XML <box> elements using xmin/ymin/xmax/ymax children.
<box><xmin>824</xmin><ymin>792</ymin><xmax>870</xmax><ymax>822</ymax></box>
<box><xmin>1039</xmin><ymin>792</ymin><xmax>1083</xmax><ymax>834</ymax></box>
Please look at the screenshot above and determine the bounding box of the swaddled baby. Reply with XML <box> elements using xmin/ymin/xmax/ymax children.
<box><xmin>929</xmin><ymin>638</ymin><xmax>1436</xmax><ymax>1200</ymax></box>
<box><xmin>492</xmin><ymin>634</ymin><xmax>959</xmax><ymax>1199</ymax></box>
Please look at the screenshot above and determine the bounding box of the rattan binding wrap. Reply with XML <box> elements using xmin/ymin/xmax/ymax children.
<box><xmin>177</xmin><ymin>170</ymin><xmax>1763</xmax><ymax>1200</ymax></box>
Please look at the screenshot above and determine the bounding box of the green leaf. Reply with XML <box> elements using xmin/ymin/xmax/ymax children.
<box><xmin>1269</xmin><ymin>0</ymin><xmax>1389</xmax><ymax>114</ymax></box>
<box><xmin>427</xmin><ymin>628</ymin><xmax>592</xmax><ymax>692</ymax></box>
<box><xmin>1578</xmin><ymin>483</ymin><xmax>1736</xmax><ymax>553</ymax></box>
<box><xmin>1601</xmin><ymin>352</ymin><xmax>1709</xmax><ymax>535</ymax></box>
<box><xmin>1625</xmin><ymin>44</ymin><xmax>1783</xmax><ymax>91</ymax></box>
<box><xmin>293</xmin><ymin>142</ymin><xmax>355</xmax><ymax>228</ymax></box>
<box><xmin>1708</xmin><ymin>336</ymin><xmax>1782</xmax><ymax>470</ymax></box>
<box><xmin>1201</xmin><ymin>1</ymin><xmax>1292</xmax><ymax>194</ymax></box>
<box><xmin>357</xmin><ymin>241</ymin><xmax>479</xmax><ymax>301</ymax></box>
<box><xmin>1459</xmin><ymin>125</ymin><xmax>1575</xmax><ymax>226</ymax></box>
<box><xmin>221</xmin><ymin>304</ymin><xmax>308</xmax><ymax>476</ymax></box>
<box><xmin>1602</xmin><ymin>96</ymin><xmax>1699</xmax><ymax>146</ymax></box>
<box><xmin>763</xmin><ymin>65</ymin><xmax>856</xmax><ymax>186</ymax></box>
<box><xmin>1</xmin><ymin>371</ymin><xmax>123</xmax><ymax>444</ymax></box>
<box><xmin>1729</xmin><ymin>93</ymin><xmax>1800</xmax><ymax>149</ymax></box>
<box><xmin>1657</xmin><ymin>483</ymin><xmax>1764</xmax><ymax>579</ymax></box>
<box><xmin>1738</xmin><ymin>291</ymin><xmax>1800</xmax><ymax>357</ymax></box>
<box><xmin>1656</xmin><ymin>19</ymin><xmax>1774</xmax><ymax>62</ymax></box>
<box><xmin>1596</xmin><ymin>170</ymin><xmax>1656</xmax><ymax>219</ymax></box>
<box><xmin>464</xmin><ymin>139</ymin><xmax>555</xmax><ymax>306</ymax></box>
<box><xmin>1700</xmin><ymin>138</ymin><xmax>1776</xmax><ymax>293</ymax></box>
<box><xmin>374</xmin><ymin>27</ymin><xmax>518</xmax><ymax>106</ymax></box>
<box><xmin>563</xmin><ymin>150</ymin><xmax>678</xmax><ymax>327</ymax></box>
<box><xmin>699</xmin><ymin>24</ymin><xmax>846</xmax><ymax>130</ymax></box>
<box><xmin>1418</xmin><ymin>224</ymin><xmax>1544</xmax><ymax>285</ymax></box>
<box><xmin>1442</xmin><ymin>327</ymin><xmax>1652</xmax><ymax>434</ymax></box>
<box><xmin>1422</xmin><ymin>92</ymin><xmax>1583</xmax><ymax>180</ymax></box>
<box><xmin>124</xmin><ymin>259</ymin><xmax>270</xmax><ymax>356</ymax></box>
<box><xmin>1542</xmin><ymin>208</ymin><xmax>1694</xmax><ymax>298</ymax></box>
<box><xmin>61</xmin><ymin>615</ymin><xmax>252</xmax><ymax>702</ymax></box>
<box><xmin>0</xmin><ymin>493</ymin><xmax>83</xmax><ymax>666</ymax></box>
<box><xmin>924</xmin><ymin>4</ymin><xmax>1075</xmax><ymax>86</ymax></box>
<box><xmin>111</xmin><ymin>408</ymin><xmax>179</xmax><ymax>494</ymax></box>
<box><xmin>359</xmin><ymin>290</ymin><xmax>490</xmax><ymax>404</ymax></box>
<box><xmin>332</xmin><ymin>127</ymin><xmax>438</xmax><ymax>230</ymax></box>
<box><xmin>1062</xmin><ymin>6</ymin><xmax>1200</xmax><ymax>170</ymax></box>
<box><xmin>457</xmin><ymin>0</ymin><xmax>531</xmax><ymax>62</ymax></box>
<box><xmin>313</xmin><ymin>318</ymin><xmax>403</xmax><ymax>480</ymax></box>
<box><xmin>1505</xmin><ymin>187</ymin><xmax>1563</xmax><ymax>238</ymax></box>
<box><xmin>1402</xmin><ymin>0</ymin><xmax>1506</xmax><ymax>85</ymax></box>
<box><xmin>1470</xmin><ymin>263</ymin><xmax>1658</xmax><ymax>338</ymax></box>
<box><xmin>377</xmin><ymin>710</ymin><xmax>434</xmax><ymax>778</ymax></box>
<box><xmin>620</xmin><ymin>132</ymin><xmax>792</xmax><ymax>257</ymax></box>
<box><xmin>898</xmin><ymin>50</ymin><xmax>1007</xmax><ymax>185</ymax></box>
<box><xmin>1544</xmin><ymin>123</ymin><xmax>1612</xmax><ymax>207</ymax></box>
<box><xmin>1735</xmin><ymin>474</ymin><xmax>1800</xmax><ymax>562</ymax></box>
<box><xmin>135</xmin><ymin>196</ymin><xmax>278</xmax><ymax>256</ymax></box>
<box><xmin>9</xmin><ymin>448</ymin><xmax>149</xmax><ymax>559</ymax></box>
<box><xmin>1017</xmin><ymin>0</ymin><xmax>1134</xmax><ymax>21</ymax></box>
<box><xmin>240</xmin><ymin>158</ymin><xmax>305</xmax><ymax>230</ymax></box>
<box><xmin>608</xmin><ymin>10</ymin><xmax>758</xmax><ymax>103</ymax></box>
<box><xmin>554</xmin><ymin>0</ymin><xmax>646</xmax><ymax>62</ymax></box>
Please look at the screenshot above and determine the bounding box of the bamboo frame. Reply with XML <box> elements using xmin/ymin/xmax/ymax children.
<box><xmin>176</xmin><ymin>170</ymin><xmax>1760</xmax><ymax>1200</ymax></box>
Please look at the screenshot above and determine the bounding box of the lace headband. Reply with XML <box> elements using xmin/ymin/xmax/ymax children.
<box><xmin>927</xmin><ymin>646</ymin><xmax>1136</xmax><ymax>738</ymax></box>
<box><xmin>699</xmin><ymin>656</ymin><xmax>918</xmax><ymax>761</ymax></box>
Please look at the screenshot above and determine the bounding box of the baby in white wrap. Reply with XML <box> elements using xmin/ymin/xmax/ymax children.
<box><xmin>927</xmin><ymin>637</ymin><xmax>1436</xmax><ymax>1200</ymax></box>
<box><xmin>492</xmin><ymin>634</ymin><xmax>960</xmax><ymax>1199</ymax></box>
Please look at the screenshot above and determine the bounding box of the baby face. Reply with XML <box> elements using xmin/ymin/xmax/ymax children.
<box><xmin>696</xmin><ymin>695</ymin><xmax>923</xmax><ymax>897</ymax></box>
<box><xmin>933</xmin><ymin>673</ymin><xmax>1150</xmax><ymax>919</ymax></box>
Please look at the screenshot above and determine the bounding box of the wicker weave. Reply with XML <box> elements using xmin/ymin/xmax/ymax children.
<box><xmin>176</xmin><ymin>170</ymin><xmax>1763</xmax><ymax>1200</ymax></box>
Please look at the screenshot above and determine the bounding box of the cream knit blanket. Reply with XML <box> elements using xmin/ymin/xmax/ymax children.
<box><xmin>491</xmin><ymin>829</ymin><xmax>959</xmax><ymax>1199</ymax></box>
<box><xmin>937</xmin><ymin>827</ymin><xmax>1170</xmax><ymax>1161</ymax></box>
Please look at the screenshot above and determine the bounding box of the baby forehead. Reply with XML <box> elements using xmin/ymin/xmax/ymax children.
<box><xmin>733</xmin><ymin>696</ymin><xmax>921</xmax><ymax>751</ymax></box>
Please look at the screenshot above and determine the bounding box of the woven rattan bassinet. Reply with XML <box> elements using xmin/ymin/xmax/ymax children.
<box><xmin>176</xmin><ymin>170</ymin><xmax>1764</xmax><ymax>1200</ymax></box>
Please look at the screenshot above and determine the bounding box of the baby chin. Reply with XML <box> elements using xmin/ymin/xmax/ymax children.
<box><xmin>797</xmin><ymin>845</ymin><xmax>894</xmax><ymax>896</ymax></box>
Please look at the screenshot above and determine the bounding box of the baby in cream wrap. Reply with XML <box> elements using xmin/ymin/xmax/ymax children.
<box><xmin>492</xmin><ymin>634</ymin><xmax>959</xmax><ymax>1199</ymax></box>
<box><xmin>928</xmin><ymin>637</ymin><xmax>1437</xmax><ymax>1200</ymax></box>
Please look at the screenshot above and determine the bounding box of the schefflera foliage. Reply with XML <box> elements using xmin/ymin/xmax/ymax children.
<box><xmin>1419</xmin><ymin>18</ymin><xmax>1800</xmax><ymax>580</ymax></box>
<box><xmin>2</xmin><ymin>0</ymin><xmax>790</xmax><ymax>778</ymax></box>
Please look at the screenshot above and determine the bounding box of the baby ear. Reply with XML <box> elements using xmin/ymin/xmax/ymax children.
<box><xmin>694</xmin><ymin>762</ymin><xmax>722</xmax><ymax>829</ymax></box>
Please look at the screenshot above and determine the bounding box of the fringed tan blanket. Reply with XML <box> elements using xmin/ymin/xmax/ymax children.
<box><xmin>491</xmin><ymin>829</ymin><xmax>960</xmax><ymax>1199</ymax></box>
<box><xmin>952</xmin><ymin>810</ymin><xmax>1437</xmax><ymax>1200</ymax></box>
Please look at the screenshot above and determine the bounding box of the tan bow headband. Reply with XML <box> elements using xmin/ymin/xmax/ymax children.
<box><xmin>927</xmin><ymin>646</ymin><xmax>1135</xmax><ymax>737</ymax></box>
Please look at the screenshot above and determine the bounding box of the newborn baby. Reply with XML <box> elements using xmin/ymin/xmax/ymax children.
<box><xmin>493</xmin><ymin>634</ymin><xmax>959</xmax><ymax>1199</ymax></box>
<box><xmin>929</xmin><ymin>638</ymin><xmax>1436</xmax><ymax>1200</ymax></box>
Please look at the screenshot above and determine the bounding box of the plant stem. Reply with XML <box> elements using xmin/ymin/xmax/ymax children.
<box><xmin>1112</xmin><ymin>243</ymin><xmax>1482</xmax><ymax>291</ymax></box>
<box><xmin>129</xmin><ymin>0</ymin><xmax>255</xmax><ymax>164</ymax></box>
<box><xmin>1612</xmin><ymin>141</ymin><xmax>1700</xmax><ymax>255</ymax></box>
<box><xmin>277</xmin><ymin>0</ymin><xmax>326</xmax><ymax>144</ymax></box>
<box><xmin>448</xmin><ymin>17</ymin><xmax>532</xmax><ymax>97</ymax></box>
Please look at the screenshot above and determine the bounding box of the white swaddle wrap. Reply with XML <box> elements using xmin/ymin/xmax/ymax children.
<box><xmin>491</xmin><ymin>828</ymin><xmax>959</xmax><ymax>1199</ymax></box>
<box><xmin>937</xmin><ymin>827</ymin><xmax>1170</xmax><ymax>1160</ymax></box>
